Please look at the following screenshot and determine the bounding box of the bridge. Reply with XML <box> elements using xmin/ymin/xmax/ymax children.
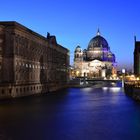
<box><xmin>86</xmin><ymin>79</ymin><xmax>121</xmax><ymax>82</ymax></box>
<box><xmin>69</xmin><ymin>77</ymin><xmax>122</xmax><ymax>88</ymax></box>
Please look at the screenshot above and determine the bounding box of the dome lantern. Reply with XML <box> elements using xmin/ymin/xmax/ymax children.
<box><xmin>97</xmin><ymin>28</ymin><xmax>100</xmax><ymax>36</ymax></box>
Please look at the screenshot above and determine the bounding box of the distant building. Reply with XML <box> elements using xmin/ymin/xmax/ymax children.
<box><xmin>134</xmin><ymin>36</ymin><xmax>140</xmax><ymax>76</ymax></box>
<box><xmin>0</xmin><ymin>21</ymin><xmax>69</xmax><ymax>98</ymax></box>
<box><xmin>73</xmin><ymin>29</ymin><xmax>117</xmax><ymax>78</ymax></box>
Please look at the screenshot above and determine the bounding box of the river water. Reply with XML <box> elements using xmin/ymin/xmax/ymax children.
<box><xmin>0</xmin><ymin>82</ymin><xmax>140</xmax><ymax>140</ymax></box>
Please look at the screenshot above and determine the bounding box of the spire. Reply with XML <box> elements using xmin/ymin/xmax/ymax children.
<box><xmin>47</xmin><ymin>32</ymin><xmax>50</xmax><ymax>39</ymax></box>
<box><xmin>97</xmin><ymin>28</ymin><xmax>100</xmax><ymax>36</ymax></box>
<box><xmin>134</xmin><ymin>35</ymin><xmax>136</xmax><ymax>43</ymax></box>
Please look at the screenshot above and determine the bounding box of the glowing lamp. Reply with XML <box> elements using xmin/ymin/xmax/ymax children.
<box><xmin>122</xmin><ymin>69</ymin><xmax>125</xmax><ymax>74</ymax></box>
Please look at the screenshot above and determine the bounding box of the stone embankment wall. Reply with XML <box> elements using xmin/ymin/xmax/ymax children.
<box><xmin>124</xmin><ymin>82</ymin><xmax>140</xmax><ymax>101</ymax></box>
<box><xmin>0</xmin><ymin>83</ymin><xmax>67</xmax><ymax>99</ymax></box>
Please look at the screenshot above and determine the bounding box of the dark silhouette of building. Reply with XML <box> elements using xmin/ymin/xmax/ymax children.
<box><xmin>0</xmin><ymin>21</ymin><xmax>69</xmax><ymax>98</ymax></box>
<box><xmin>134</xmin><ymin>36</ymin><xmax>140</xmax><ymax>76</ymax></box>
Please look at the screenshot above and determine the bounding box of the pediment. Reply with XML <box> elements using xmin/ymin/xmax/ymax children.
<box><xmin>89</xmin><ymin>59</ymin><xmax>104</xmax><ymax>67</ymax></box>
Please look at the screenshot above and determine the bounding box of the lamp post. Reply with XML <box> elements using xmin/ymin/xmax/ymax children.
<box><xmin>122</xmin><ymin>69</ymin><xmax>125</xmax><ymax>87</ymax></box>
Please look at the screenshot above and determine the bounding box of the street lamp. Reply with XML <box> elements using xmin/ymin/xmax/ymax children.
<box><xmin>122</xmin><ymin>68</ymin><xmax>125</xmax><ymax>87</ymax></box>
<box><xmin>122</xmin><ymin>69</ymin><xmax>125</xmax><ymax>74</ymax></box>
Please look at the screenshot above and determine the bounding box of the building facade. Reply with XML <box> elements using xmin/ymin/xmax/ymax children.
<box><xmin>73</xmin><ymin>29</ymin><xmax>117</xmax><ymax>78</ymax></box>
<box><xmin>0</xmin><ymin>21</ymin><xmax>69</xmax><ymax>99</ymax></box>
<box><xmin>134</xmin><ymin>36</ymin><xmax>140</xmax><ymax>76</ymax></box>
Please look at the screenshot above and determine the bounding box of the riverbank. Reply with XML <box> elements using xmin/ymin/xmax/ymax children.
<box><xmin>0</xmin><ymin>83</ymin><xmax>68</xmax><ymax>99</ymax></box>
<box><xmin>124</xmin><ymin>82</ymin><xmax>140</xmax><ymax>101</ymax></box>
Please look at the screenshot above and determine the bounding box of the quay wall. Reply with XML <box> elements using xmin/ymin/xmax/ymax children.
<box><xmin>124</xmin><ymin>83</ymin><xmax>140</xmax><ymax>101</ymax></box>
<box><xmin>0</xmin><ymin>83</ymin><xmax>67</xmax><ymax>99</ymax></box>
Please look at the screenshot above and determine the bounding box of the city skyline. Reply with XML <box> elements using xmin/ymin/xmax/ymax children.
<box><xmin>0</xmin><ymin>0</ymin><xmax>140</xmax><ymax>70</ymax></box>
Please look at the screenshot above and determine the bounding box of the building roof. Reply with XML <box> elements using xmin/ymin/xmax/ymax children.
<box><xmin>0</xmin><ymin>21</ymin><xmax>69</xmax><ymax>52</ymax></box>
<box><xmin>87</xmin><ymin>29</ymin><xmax>109</xmax><ymax>50</ymax></box>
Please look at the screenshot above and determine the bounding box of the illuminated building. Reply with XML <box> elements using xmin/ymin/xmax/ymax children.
<box><xmin>74</xmin><ymin>29</ymin><xmax>117</xmax><ymax>78</ymax></box>
<box><xmin>0</xmin><ymin>21</ymin><xmax>69</xmax><ymax>98</ymax></box>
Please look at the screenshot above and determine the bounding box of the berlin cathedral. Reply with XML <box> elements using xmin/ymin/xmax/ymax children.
<box><xmin>73</xmin><ymin>29</ymin><xmax>117</xmax><ymax>78</ymax></box>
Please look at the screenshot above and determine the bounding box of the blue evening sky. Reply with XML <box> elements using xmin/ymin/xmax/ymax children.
<box><xmin>0</xmin><ymin>0</ymin><xmax>140</xmax><ymax>70</ymax></box>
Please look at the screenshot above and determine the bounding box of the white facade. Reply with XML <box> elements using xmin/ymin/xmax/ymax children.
<box><xmin>74</xmin><ymin>30</ymin><xmax>117</xmax><ymax>78</ymax></box>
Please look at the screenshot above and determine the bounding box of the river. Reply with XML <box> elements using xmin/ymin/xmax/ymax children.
<box><xmin>0</xmin><ymin>81</ymin><xmax>140</xmax><ymax>140</ymax></box>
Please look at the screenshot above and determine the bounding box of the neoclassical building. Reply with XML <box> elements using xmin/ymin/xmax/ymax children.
<box><xmin>73</xmin><ymin>29</ymin><xmax>117</xmax><ymax>78</ymax></box>
<box><xmin>0</xmin><ymin>21</ymin><xmax>69</xmax><ymax>99</ymax></box>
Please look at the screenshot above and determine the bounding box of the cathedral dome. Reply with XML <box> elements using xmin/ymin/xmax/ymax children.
<box><xmin>87</xmin><ymin>29</ymin><xmax>109</xmax><ymax>50</ymax></box>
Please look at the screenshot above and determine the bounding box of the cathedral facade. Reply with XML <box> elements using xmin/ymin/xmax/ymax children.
<box><xmin>74</xmin><ymin>30</ymin><xmax>117</xmax><ymax>78</ymax></box>
<box><xmin>0</xmin><ymin>21</ymin><xmax>69</xmax><ymax>99</ymax></box>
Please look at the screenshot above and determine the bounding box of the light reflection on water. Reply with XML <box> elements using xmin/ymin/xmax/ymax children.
<box><xmin>110</xmin><ymin>87</ymin><xmax>121</xmax><ymax>93</ymax></box>
<box><xmin>0</xmin><ymin>81</ymin><xmax>140</xmax><ymax>140</ymax></box>
<box><xmin>81</xmin><ymin>87</ymin><xmax>93</xmax><ymax>92</ymax></box>
<box><xmin>102</xmin><ymin>87</ymin><xmax>121</xmax><ymax>93</ymax></box>
<box><xmin>102</xmin><ymin>87</ymin><xmax>108</xmax><ymax>91</ymax></box>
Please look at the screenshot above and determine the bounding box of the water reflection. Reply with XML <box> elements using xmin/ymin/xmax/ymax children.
<box><xmin>102</xmin><ymin>87</ymin><xmax>108</xmax><ymax>91</ymax></box>
<box><xmin>0</xmin><ymin>82</ymin><xmax>140</xmax><ymax>140</ymax></box>
<box><xmin>102</xmin><ymin>87</ymin><xmax>121</xmax><ymax>93</ymax></box>
<box><xmin>81</xmin><ymin>87</ymin><xmax>92</xmax><ymax>92</ymax></box>
<box><xmin>110</xmin><ymin>87</ymin><xmax>121</xmax><ymax>93</ymax></box>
